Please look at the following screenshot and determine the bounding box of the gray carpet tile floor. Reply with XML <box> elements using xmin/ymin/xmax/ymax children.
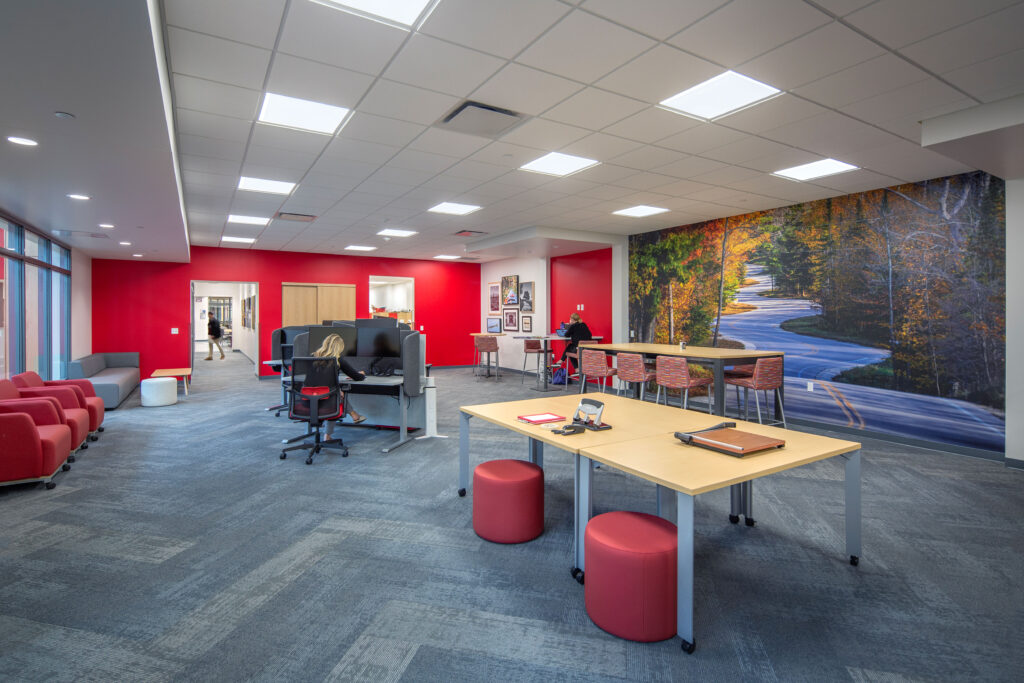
<box><xmin>1</xmin><ymin>351</ymin><xmax>1022</xmax><ymax>681</ymax></box>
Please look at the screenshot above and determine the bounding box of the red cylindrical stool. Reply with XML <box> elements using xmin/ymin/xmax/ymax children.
<box><xmin>585</xmin><ymin>511</ymin><xmax>677</xmax><ymax>642</ymax></box>
<box><xmin>472</xmin><ymin>459</ymin><xmax>544</xmax><ymax>543</ymax></box>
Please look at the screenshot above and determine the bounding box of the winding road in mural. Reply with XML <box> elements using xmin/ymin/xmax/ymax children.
<box><xmin>717</xmin><ymin>264</ymin><xmax>1005</xmax><ymax>452</ymax></box>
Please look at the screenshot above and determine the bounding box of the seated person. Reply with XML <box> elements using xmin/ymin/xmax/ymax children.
<box><xmin>311</xmin><ymin>334</ymin><xmax>366</xmax><ymax>436</ymax></box>
<box><xmin>557</xmin><ymin>312</ymin><xmax>592</xmax><ymax>373</ymax></box>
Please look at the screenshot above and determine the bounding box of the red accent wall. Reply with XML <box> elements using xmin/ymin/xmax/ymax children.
<box><xmin>550</xmin><ymin>248</ymin><xmax>613</xmax><ymax>349</ymax></box>
<box><xmin>91</xmin><ymin>246</ymin><xmax>480</xmax><ymax>379</ymax></box>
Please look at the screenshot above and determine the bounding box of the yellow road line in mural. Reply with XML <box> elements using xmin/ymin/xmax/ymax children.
<box><xmin>831</xmin><ymin>382</ymin><xmax>865</xmax><ymax>429</ymax></box>
<box><xmin>821</xmin><ymin>381</ymin><xmax>865</xmax><ymax>429</ymax></box>
<box><xmin>820</xmin><ymin>381</ymin><xmax>855</xmax><ymax>427</ymax></box>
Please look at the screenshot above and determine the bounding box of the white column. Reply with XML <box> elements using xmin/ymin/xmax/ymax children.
<box><xmin>1006</xmin><ymin>179</ymin><xmax>1023</xmax><ymax>465</ymax></box>
<box><xmin>611</xmin><ymin>241</ymin><xmax>628</xmax><ymax>343</ymax></box>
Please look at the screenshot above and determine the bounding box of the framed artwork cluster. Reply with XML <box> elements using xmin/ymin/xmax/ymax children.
<box><xmin>493</xmin><ymin>274</ymin><xmax>538</xmax><ymax>333</ymax></box>
<box><xmin>241</xmin><ymin>295</ymin><xmax>256</xmax><ymax>329</ymax></box>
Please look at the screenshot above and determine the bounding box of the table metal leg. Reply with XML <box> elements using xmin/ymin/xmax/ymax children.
<box><xmin>382</xmin><ymin>385</ymin><xmax>413</xmax><ymax>453</ymax></box>
<box><xmin>677</xmin><ymin>491</ymin><xmax>696</xmax><ymax>653</ymax></box>
<box><xmin>713</xmin><ymin>360</ymin><xmax>725</xmax><ymax>416</ymax></box>
<box><xmin>458</xmin><ymin>412</ymin><xmax>471</xmax><ymax>497</ymax></box>
<box><xmin>528</xmin><ymin>437</ymin><xmax>544</xmax><ymax>469</ymax></box>
<box><xmin>729</xmin><ymin>484</ymin><xmax>741</xmax><ymax>524</ymax></box>
<box><xmin>571</xmin><ymin>453</ymin><xmax>593</xmax><ymax>583</ymax></box>
<box><xmin>844</xmin><ymin>449</ymin><xmax>862</xmax><ymax>566</ymax></box>
<box><xmin>742</xmin><ymin>480</ymin><xmax>755</xmax><ymax>526</ymax></box>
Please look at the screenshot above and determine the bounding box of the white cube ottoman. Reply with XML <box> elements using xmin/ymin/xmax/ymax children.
<box><xmin>141</xmin><ymin>377</ymin><xmax>178</xmax><ymax>406</ymax></box>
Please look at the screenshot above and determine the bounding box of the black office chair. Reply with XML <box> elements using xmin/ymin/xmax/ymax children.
<box><xmin>281</xmin><ymin>356</ymin><xmax>348</xmax><ymax>464</ymax></box>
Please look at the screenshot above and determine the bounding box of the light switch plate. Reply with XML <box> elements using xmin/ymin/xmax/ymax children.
<box><xmin>171</xmin><ymin>327</ymin><xmax>179</xmax><ymax>334</ymax></box>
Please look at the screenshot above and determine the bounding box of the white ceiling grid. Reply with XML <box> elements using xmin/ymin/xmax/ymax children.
<box><xmin>160</xmin><ymin>0</ymin><xmax>1024</xmax><ymax>259</ymax></box>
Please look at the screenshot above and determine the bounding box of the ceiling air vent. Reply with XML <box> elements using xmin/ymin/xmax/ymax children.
<box><xmin>51</xmin><ymin>229</ymin><xmax>108</xmax><ymax>239</ymax></box>
<box><xmin>438</xmin><ymin>101</ymin><xmax>523</xmax><ymax>139</ymax></box>
<box><xmin>275</xmin><ymin>211</ymin><xmax>317</xmax><ymax>222</ymax></box>
<box><xmin>454</xmin><ymin>229</ymin><xmax>487</xmax><ymax>237</ymax></box>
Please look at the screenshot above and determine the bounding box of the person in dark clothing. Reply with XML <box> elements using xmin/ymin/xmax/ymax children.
<box><xmin>312</xmin><ymin>333</ymin><xmax>366</xmax><ymax>434</ymax></box>
<box><xmin>204</xmin><ymin>311</ymin><xmax>225</xmax><ymax>360</ymax></box>
<box><xmin>558</xmin><ymin>312</ymin><xmax>592</xmax><ymax>373</ymax></box>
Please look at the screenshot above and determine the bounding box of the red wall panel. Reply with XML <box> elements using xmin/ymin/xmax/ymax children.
<box><xmin>550</xmin><ymin>248</ymin><xmax>613</xmax><ymax>349</ymax></box>
<box><xmin>91</xmin><ymin>246</ymin><xmax>480</xmax><ymax>378</ymax></box>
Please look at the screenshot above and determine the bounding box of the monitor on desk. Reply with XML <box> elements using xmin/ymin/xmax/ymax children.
<box><xmin>556</xmin><ymin>322</ymin><xmax>568</xmax><ymax>337</ymax></box>
<box><xmin>357</xmin><ymin>327</ymin><xmax>401</xmax><ymax>358</ymax></box>
<box><xmin>307</xmin><ymin>325</ymin><xmax>357</xmax><ymax>357</ymax></box>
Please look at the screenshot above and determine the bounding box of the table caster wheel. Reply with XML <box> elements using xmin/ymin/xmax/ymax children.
<box><xmin>305</xmin><ymin>456</ymin><xmax>313</xmax><ymax>465</ymax></box>
<box><xmin>98</xmin><ymin>427</ymin><xmax>105</xmax><ymax>432</ymax></box>
<box><xmin>680</xmin><ymin>639</ymin><xmax>696</xmax><ymax>654</ymax></box>
<box><xmin>45</xmin><ymin>482</ymin><xmax>56</xmax><ymax>490</ymax></box>
<box><xmin>342</xmin><ymin>449</ymin><xmax>349</xmax><ymax>457</ymax></box>
<box><xmin>745</xmin><ymin>518</ymin><xmax>756</xmax><ymax>527</ymax></box>
<box><xmin>68</xmin><ymin>455</ymin><xmax>76</xmax><ymax>463</ymax></box>
<box><xmin>850</xmin><ymin>555</ymin><xmax>859</xmax><ymax>566</ymax></box>
<box><xmin>62</xmin><ymin>464</ymin><xmax>71</xmax><ymax>472</ymax></box>
<box><xmin>458</xmin><ymin>488</ymin><xmax>466</xmax><ymax>497</ymax></box>
<box><xmin>280</xmin><ymin>452</ymin><xmax>287</xmax><ymax>459</ymax></box>
<box><xmin>570</xmin><ymin>568</ymin><xmax>584</xmax><ymax>584</ymax></box>
<box><xmin>729</xmin><ymin>514</ymin><xmax>739</xmax><ymax>524</ymax></box>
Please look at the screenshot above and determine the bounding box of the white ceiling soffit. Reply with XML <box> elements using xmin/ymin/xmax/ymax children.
<box><xmin>0</xmin><ymin>0</ymin><xmax>188</xmax><ymax>262</ymax></box>
<box><xmin>464</xmin><ymin>225</ymin><xmax>624</xmax><ymax>260</ymax></box>
<box><xmin>8</xmin><ymin>0</ymin><xmax>1024</xmax><ymax>262</ymax></box>
<box><xmin>921</xmin><ymin>92</ymin><xmax>1024</xmax><ymax>180</ymax></box>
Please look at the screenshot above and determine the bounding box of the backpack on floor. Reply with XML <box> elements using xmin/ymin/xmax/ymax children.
<box><xmin>551</xmin><ymin>367</ymin><xmax>567</xmax><ymax>385</ymax></box>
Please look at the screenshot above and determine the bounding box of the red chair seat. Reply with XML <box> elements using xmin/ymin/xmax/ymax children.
<box><xmin>83</xmin><ymin>396</ymin><xmax>104</xmax><ymax>431</ymax></box>
<box><xmin>37</xmin><ymin>424</ymin><xmax>73</xmax><ymax>473</ymax></box>
<box><xmin>473</xmin><ymin>459</ymin><xmax>544</xmax><ymax>543</ymax></box>
<box><xmin>64</xmin><ymin>408</ymin><xmax>90</xmax><ymax>448</ymax></box>
<box><xmin>585</xmin><ymin>511</ymin><xmax>677</xmax><ymax>642</ymax></box>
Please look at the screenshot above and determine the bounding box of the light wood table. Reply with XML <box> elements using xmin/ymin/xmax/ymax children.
<box><xmin>151</xmin><ymin>368</ymin><xmax>192</xmax><ymax>395</ymax></box>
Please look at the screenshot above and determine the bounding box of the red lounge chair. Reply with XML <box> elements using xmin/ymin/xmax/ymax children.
<box><xmin>0</xmin><ymin>380</ymin><xmax>89</xmax><ymax>452</ymax></box>
<box><xmin>0</xmin><ymin>399</ymin><xmax>73</xmax><ymax>489</ymax></box>
<box><xmin>13</xmin><ymin>371</ymin><xmax>105</xmax><ymax>435</ymax></box>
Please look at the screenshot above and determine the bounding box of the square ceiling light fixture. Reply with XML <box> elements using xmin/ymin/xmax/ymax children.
<box><xmin>259</xmin><ymin>93</ymin><xmax>350</xmax><ymax>134</ymax></box>
<box><xmin>520</xmin><ymin>152</ymin><xmax>599</xmax><ymax>177</ymax></box>
<box><xmin>228</xmin><ymin>214</ymin><xmax>271</xmax><ymax>226</ymax></box>
<box><xmin>222</xmin><ymin>236</ymin><xmax>256</xmax><ymax>244</ymax></box>
<box><xmin>238</xmin><ymin>176</ymin><xmax>295</xmax><ymax>195</ymax></box>
<box><xmin>344</xmin><ymin>245</ymin><xmax>377</xmax><ymax>251</ymax></box>
<box><xmin>377</xmin><ymin>228</ymin><xmax>418</xmax><ymax>237</ymax></box>
<box><xmin>774</xmin><ymin>158</ymin><xmax>858</xmax><ymax>181</ymax></box>
<box><xmin>310</xmin><ymin>0</ymin><xmax>435</xmax><ymax>28</ymax></box>
<box><xmin>613</xmin><ymin>205</ymin><xmax>669</xmax><ymax>217</ymax></box>
<box><xmin>660</xmin><ymin>71</ymin><xmax>780</xmax><ymax>121</ymax></box>
<box><xmin>428</xmin><ymin>202</ymin><xmax>481</xmax><ymax>216</ymax></box>
<box><xmin>433</xmin><ymin>254</ymin><xmax>460</xmax><ymax>260</ymax></box>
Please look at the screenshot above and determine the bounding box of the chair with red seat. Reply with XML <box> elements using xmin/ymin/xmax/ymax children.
<box><xmin>473</xmin><ymin>335</ymin><xmax>500</xmax><ymax>379</ymax></box>
<box><xmin>521</xmin><ymin>339</ymin><xmax>548</xmax><ymax>385</ymax></box>
<box><xmin>281</xmin><ymin>356</ymin><xmax>347</xmax><ymax>465</ymax></box>
<box><xmin>724</xmin><ymin>356</ymin><xmax>786</xmax><ymax>427</ymax></box>
<box><xmin>579</xmin><ymin>349</ymin><xmax>616</xmax><ymax>394</ymax></box>
<box><xmin>655</xmin><ymin>356</ymin><xmax>712</xmax><ymax>412</ymax></box>
<box><xmin>0</xmin><ymin>379</ymin><xmax>89</xmax><ymax>453</ymax></box>
<box><xmin>615</xmin><ymin>352</ymin><xmax>655</xmax><ymax>400</ymax></box>
<box><xmin>13</xmin><ymin>371</ymin><xmax>104</xmax><ymax>437</ymax></box>
<box><xmin>0</xmin><ymin>398</ymin><xmax>73</xmax><ymax>490</ymax></box>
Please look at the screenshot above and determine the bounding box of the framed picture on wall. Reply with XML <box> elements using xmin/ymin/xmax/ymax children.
<box><xmin>519</xmin><ymin>281</ymin><xmax>534</xmax><ymax>312</ymax></box>
<box><xmin>488</xmin><ymin>282</ymin><xmax>500</xmax><ymax>314</ymax></box>
<box><xmin>503</xmin><ymin>308</ymin><xmax>519</xmax><ymax>332</ymax></box>
<box><xmin>486</xmin><ymin>317</ymin><xmax>502</xmax><ymax>333</ymax></box>
<box><xmin>522</xmin><ymin>315</ymin><xmax>532</xmax><ymax>333</ymax></box>
<box><xmin>501</xmin><ymin>275</ymin><xmax>519</xmax><ymax>306</ymax></box>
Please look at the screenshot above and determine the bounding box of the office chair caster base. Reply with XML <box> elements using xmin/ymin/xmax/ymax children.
<box><xmin>98</xmin><ymin>426</ymin><xmax>105</xmax><ymax>432</ymax></box>
<box><xmin>458</xmin><ymin>488</ymin><xmax>466</xmax><ymax>497</ymax></box>
<box><xmin>850</xmin><ymin>555</ymin><xmax>859</xmax><ymax>566</ymax></box>
<box><xmin>280</xmin><ymin>452</ymin><xmax>287</xmax><ymax>459</ymax></box>
<box><xmin>342</xmin><ymin>449</ymin><xmax>349</xmax><ymax>458</ymax></box>
<box><xmin>729</xmin><ymin>514</ymin><xmax>739</xmax><ymax>524</ymax></box>
<box><xmin>67</xmin><ymin>454</ymin><xmax>76</xmax><ymax>463</ymax></box>
<box><xmin>80</xmin><ymin>443</ymin><xmax>88</xmax><ymax>450</ymax></box>
<box><xmin>680</xmin><ymin>639</ymin><xmax>696</xmax><ymax>654</ymax></box>
<box><xmin>570</xmin><ymin>567</ymin><xmax>584</xmax><ymax>584</ymax></box>
<box><xmin>305</xmin><ymin>456</ymin><xmax>314</xmax><ymax>465</ymax></box>
<box><xmin>89</xmin><ymin>434</ymin><xmax>99</xmax><ymax>442</ymax></box>
<box><xmin>62</xmin><ymin>463</ymin><xmax>71</xmax><ymax>472</ymax></box>
<box><xmin>745</xmin><ymin>518</ymin><xmax>756</xmax><ymax>527</ymax></box>
<box><xmin>45</xmin><ymin>481</ymin><xmax>56</xmax><ymax>490</ymax></box>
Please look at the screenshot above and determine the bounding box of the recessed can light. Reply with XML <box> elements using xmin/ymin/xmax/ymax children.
<box><xmin>7</xmin><ymin>136</ymin><xmax>38</xmax><ymax>146</ymax></box>
<box><xmin>67</xmin><ymin>193</ymin><xmax>90</xmax><ymax>201</ymax></box>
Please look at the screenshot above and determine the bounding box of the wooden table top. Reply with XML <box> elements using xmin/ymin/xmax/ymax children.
<box><xmin>151</xmin><ymin>368</ymin><xmax>193</xmax><ymax>377</ymax></box>
<box><xmin>470</xmin><ymin>332</ymin><xmax>505</xmax><ymax>337</ymax></box>
<box><xmin>579</xmin><ymin>342</ymin><xmax>783</xmax><ymax>360</ymax></box>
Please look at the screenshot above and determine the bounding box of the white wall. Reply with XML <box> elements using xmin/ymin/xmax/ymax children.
<box><xmin>70</xmin><ymin>249</ymin><xmax>91</xmax><ymax>358</ymax></box>
<box><xmin>192</xmin><ymin>281</ymin><xmax>239</xmax><ymax>340</ymax></box>
<box><xmin>369</xmin><ymin>281</ymin><xmax>413</xmax><ymax>313</ymax></box>
<box><xmin>232</xmin><ymin>282</ymin><xmax>258</xmax><ymax>363</ymax></box>
<box><xmin>1006</xmin><ymin>178</ymin><xmax>1022</xmax><ymax>465</ymax></box>
<box><xmin>480</xmin><ymin>257</ymin><xmax>549</xmax><ymax>374</ymax></box>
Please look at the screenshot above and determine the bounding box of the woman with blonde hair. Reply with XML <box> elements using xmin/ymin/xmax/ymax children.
<box><xmin>312</xmin><ymin>333</ymin><xmax>366</xmax><ymax>433</ymax></box>
<box><xmin>557</xmin><ymin>312</ymin><xmax>592</xmax><ymax>374</ymax></box>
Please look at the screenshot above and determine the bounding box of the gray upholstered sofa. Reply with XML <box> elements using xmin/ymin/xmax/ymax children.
<box><xmin>67</xmin><ymin>352</ymin><xmax>140</xmax><ymax>408</ymax></box>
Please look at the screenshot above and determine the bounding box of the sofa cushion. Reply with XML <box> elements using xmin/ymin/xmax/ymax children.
<box><xmin>69</xmin><ymin>354</ymin><xmax>106</xmax><ymax>379</ymax></box>
<box><xmin>90</xmin><ymin>367</ymin><xmax>141</xmax><ymax>408</ymax></box>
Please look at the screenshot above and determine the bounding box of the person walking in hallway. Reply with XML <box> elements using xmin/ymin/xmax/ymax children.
<box><xmin>205</xmin><ymin>311</ymin><xmax>225</xmax><ymax>360</ymax></box>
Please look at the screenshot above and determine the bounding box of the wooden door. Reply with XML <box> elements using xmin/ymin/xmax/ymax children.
<box><xmin>281</xmin><ymin>284</ymin><xmax>318</xmax><ymax>327</ymax></box>
<box><xmin>317</xmin><ymin>284</ymin><xmax>355</xmax><ymax>322</ymax></box>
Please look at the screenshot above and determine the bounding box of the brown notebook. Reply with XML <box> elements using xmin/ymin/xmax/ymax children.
<box><xmin>676</xmin><ymin>428</ymin><xmax>785</xmax><ymax>457</ymax></box>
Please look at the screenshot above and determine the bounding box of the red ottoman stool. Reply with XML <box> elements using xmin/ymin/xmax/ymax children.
<box><xmin>472</xmin><ymin>459</ymin><xmax>544</xmax><ymax>543</ymax></box>
<box><xmin>585</xmin><ymin>510</ymin><xmax>677</xmax><ymax>642</ymax></box>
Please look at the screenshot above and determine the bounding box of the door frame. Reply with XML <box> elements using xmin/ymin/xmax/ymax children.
<box><xmin>190</xmin><ymin>280</ymin><xmax>260</xmax><ymax>377</ymax></box>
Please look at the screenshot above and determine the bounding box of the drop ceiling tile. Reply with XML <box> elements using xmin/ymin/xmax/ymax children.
<box><xmin>164</xmin><ymin>0</ymin><xmax>286</xmax><ymax>48</ymax></box>
<box><xmin>355</xmin><ymin>179</ymin><xmax>416</xmax><ymax>199</ymax></box>
<box><xmin>943</xmin><ymin>48</ymin><xmax>1024</xmax><ymax>102</ymax></box>
<box><xmin>742</xmin><ymin>147</ymin><xmax>822</xmax><ymax>173</ymax></box>
<box><xmin>900</xmin><ymin>3</ymin><xmax>1024</xmax><ymax>74</ymax></box>
<box><xmin>324</xmin><ymin>137</ymin><xmax>401</xmax><ymax>166</ymax></box>
<box><xmin>389</xmin><ymin>149</ymin><xmax>459</xmax><ymax>174</ymax></box>
<box><xmin>560</xmin><ymin>133</ymin><xmax>642</xmax><ymax>160</ymax></box>
<box><xmin>180</xmin><ymin>154</ymin><xmax>241</xmax><ymax>176</ymax></box>
<box><xmin>741</xmin><ymin>22</ymin><xmax>886</xmax><ymax>91</ymax></box>
<box><xmin>568</xmin><ymin>162</ymin><xmax>638</xmax><ymax>184</ymax></box>
<box><xmin>500</xmin><ymin>118</ymin><xmax>591</xmax><ymax>149</ymax></box>
<box><xmin>544</xmin><ymin>88</ymin><xmax>647</xmax><ymax>130</ymax></box>
<box><xmin>689</xmin><ymin>165</ymin><xmax>765</xmax><ymax>186</ymax></box>
<box><xmin>762</xmin><ymin>110</ymin><xmax>899</xmax><ymax>157</ymax></box>
<box><xmin>841</xmin><ymin>78</ymin><xmax>969</xmax><ymax>128</ymax></box>
<box><xmin>578</xmin><ymin>184</ymin><xmax>635</xmax><ymax>200</ymax></box>
<box><xmin>729</xmin><ymin>174</ymin><xmax>831</xmax><ymax>202</ymax></box>
<box><xmin>307</xmin><ymin>156</ymin><xmax>378</xmax><ymax>183</ymax></box>
<box><xmin>250</xmin><ymin>124</ymin><xmax>333</xmax><ymax>155</ymax></box>
<box><xmin>718</xmin><ymin>94</ymin><xmax>826</xmax><ymax>134</ymax></box>
<box><xmin>793</xmin><ymin>54</ymin><xmax>930</xmax><ymax>109</ymax></box>
<box><xmin>359</xmin><ymin>80</ymin><xmax>460</xmax><ymax>126</ymax></box>
<box><xmin>467</xmin><ymin>180</ymin><xmax>528</xmax><ymax>199</ymax></box>
<box><xmin>265</xmin><ymin>54</ymin><xmax>373</xmax><ymax>109</ymax></box>
<box><xmin>653</xmin><ymin>156</ymin><xmax>728</xmax><ymax>178</ymax></box>
<box><xmin>701</xmin><ymin>137</ymin><xmax>790</xmax><ymax>165</ymax></box>
<box><xmin>420</xmin><ymin>0</ymin><xmax>569</xmax><ymax>59</ymax></box>
<box><xmin>516</xmin><ymin>10</ymin><xmax>656</xmax><ymax>84</ymax></box>
<box><xmin>237</xmin><ymin>163</ymin><xmax>303</xmax><ymax>184</ymax></box>
<box><xmin>176</xmin><ymin>109</ymin><xmax>252</xmax><ymax>143</ymax></box>
<box><xmin>182</xmin><ymin>169</ymin><xmax>238</xmax><ymax>190</ymax></box>
<box><xmin>368</xmin><ymin>166</ymin><xmax>437</xmax><ymax>187</ymax></box>
<box><xmin>420</xmin><ymin>174</ymin><xmax>484</xmax><ymax>194</ymax></box>
<box><xmin>470</xmin><ymin>141</ymin><xmax>547</xmax><ymax>167</ymax></box>
<box><xmin>178</xmin><ymin>134</ymin><xmax>246</xmax><ymax>162</ymax></box>
<box><xmin>842</xmin><ymin>139</ymin><xmax>974</xmax><ymax>182</ymax></box>
<box><xmin>231</xmin><ymin>193</ymin><xmax>288</xmax><ymax>215</ymax></box>
<box><xmin>166</xmin><ymin>27</ymin><xmax>271</xmax><ymax>90</ymax></box>
<box><xmin>582</xmin><ymin>0</ymin><xmax>727</xmax><ymax>40</ymax></box>
<box><xmin>243</xmin><ymin>143</ymin><xmax>323</xmax><ymax>171</ymax></box>
<box><xmin>668</xmin><ymin>0</ymin><xmax>830</xmax><ymax>67</ymax></box>
<box><xmin>657</xmin><ymin>124</ymin><xmax>748</xmax><ymax>154</ymax></box>
<box><xmin>810</xmin><ymin>0</ymin><xmax>876</xmax><ymax>15</ymax></box>
<box><xmin>603</xmin><ymin>107</ymin><xmax>702</xmax><ymax>143</ymax></box>
<box><xmin>809</xmin><ymin>168</ymin><xmax>904</xmax><ymax>194</ymax></box>
<box><xmin>277</xmin><ymin>0</ymin><xmax>406</xmax><ymax>75</ymax></box>
<box><xmin>470</xmin><ymin>63</ymin><xmax>585</xmax><ymax>117</ymax></box>
<box><xmin>444</xmin><ymin>159</ymin><xmax>511</xmax><ymax>183</ymax></box>
<box><xmin>596</xmin><ymin>45</ymin><xmax>721</xmax><ymax>104</ymax></box>
<box><xmin>408</xmin><ymin>128</ymin><xmax>490</xmax><ymax>158</ymax></box>
<box><xmin>845</xmin><ymin>0</ymin><xmax>1019</xmax><ymax>50</ymax></box>
<box><xmin>613</xmin><ymin>172</ymin><xmax>680</xmax><ymax>191</ymax></box>
<box><xmin>172</xmin><ymin>74</ymin><xmax>260</xmax><ymax>121</ymax></box>
<box><xmin>651</xmin><ymin>178</ymin><xmax>716</xmax><ymax>196</ymax></box>
<box><xmin>385</xmin><ymin>34</ymin><xmax>506</xmax><ymax>97</ymax></box>
<box><xmin>609</xmin><ymin>146</ymin><xmax>682</xmax><ymax>171</ymax></box>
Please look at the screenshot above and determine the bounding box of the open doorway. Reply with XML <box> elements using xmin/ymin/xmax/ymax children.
<box><xmin>190</xmin><ymin>280</ymin><xmax>259</xmax><ymax>376</ymax></box>
<box><xmin>368</xmin><ymin>276</ymin><xmax>414</xmax><ymax>325</ymax></box>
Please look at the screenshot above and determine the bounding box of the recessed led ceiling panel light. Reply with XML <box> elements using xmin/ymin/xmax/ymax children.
<box><xmin>520</xmin><ymin>152</ymin><xmax>600</xmax><ymax>177</ymax></box>
<box><xmin>132</xmin><ymin>254</ymin><xmax>143</xmax><ymax>258</ymax></box>
<box><xmin>228</xmin><ymin>214</ymin><xmax>271</xmax><ymax>226</ymax></box>
<box><xmin>67</xmin><ymin>193</ymin><xmax>90</xmax><ymax>201</ymax></box>
<box><xmin>222</xmin><ymin>236</ymin><xmax>256</xmax><ymax>244</ymax></box>
<box><xmin>613</xmin><ymin>205</ymin><xmax>670</xmax><ymax>217</ymax></box>
<box><xmin>311</xmin><ymin>0</ymin><xmax>433</xmax><ymax>27</ymax></box>
<box><xmin>774</xmin><ymin>158</ymin><xmax>858</xmax><ymax>181</ymax></box>
<box><xmin>377</xmin><ymin>228</ymin><xmax>418</xmax><ymax>237</ymax></box>
<box><xmin>7</xmin><ymin>136</ymin><xmax>38</xmax><ymax>146</ymax></box>
<box><xmin>258</xmin><ymin>93</ymin><xmax>350</xmax><ymax>134</ymax></box>
<box><xmin>344</xmin><ymin>245</ymin><xmax>377</xmax><ymax>251</ymax></box>
<box><xmin>428</xmin><ymin>202</ymin><xmax>481</xmax><ymax>216</ymax></box>
<box><xmin>659</xmin><ymin>71</ymin><xmax>780</xmax><ymax>121</ymax></box>
<box><xmin>238</xmin><ymin>176</ymin><xmax>295</xmax><ymax>195</ymax></box>
<box><xmin>99</xmin><ymin>223</ymin><xmax>115</xmax><ymax>229</ymax></box>
<box><xmin>433</xmin><ymin>255</ymin><xmax>459</xmax><ymax>260</ymax></box>
<box><xmin>119</xmin><ymin>241</ymin><xmax>131</xmax><ymax>246</ymax></box>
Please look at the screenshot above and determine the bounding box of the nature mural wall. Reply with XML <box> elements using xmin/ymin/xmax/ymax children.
<box><xmin>629</xmin><ymin>171</ymin><xmax>1005</xmax><ymax>452</ymax></box>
